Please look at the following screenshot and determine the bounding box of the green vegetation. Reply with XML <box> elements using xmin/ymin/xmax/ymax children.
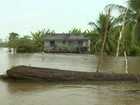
<box><xmin>69</xmin><ymin>28</ymin><xmax>82</xmax><ymax>35</ymax></box>
<box><xmin>31</xmin><ymin>29</ymin><xmax>55</xmax><ymax>52</ymax></box>
<box><xmin>7</xmin><ymin>29</ymin><xmax>55</xmax><ymax>53</ymax></box>
<box><xmin>105</xmin><ymin>0</ymin><xmax>140</xmax><ymax>56</ymax></box>
<box><xmin>0</xmin><ymin>38</ymin><xmax>8</xmax><ymax>47</ymax></box>
<box><xmin>88</xmin><ymin>12</ymin><xmax>119</xmax><ymax>55</ymax></box>
<box><xmin>16</xmin><ymin>36</ymin><xmax>34</xmax><ymax>53</ymax></box>
<box><xmin>8</xmin><ymin>32</ymin><xmax>19</xmax><ymax>53</ymax></box>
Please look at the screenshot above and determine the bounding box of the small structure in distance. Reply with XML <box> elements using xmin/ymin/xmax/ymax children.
<box><xmin>41</xmin><ymin>34</ymin><xmax>90</xmax><ymax>53</ymax></box>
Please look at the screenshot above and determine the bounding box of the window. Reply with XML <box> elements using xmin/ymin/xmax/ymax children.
<box><xmin>50</xmin><ymin>41</ymin><xmax>55</xmax><ymax>47</ymax></box>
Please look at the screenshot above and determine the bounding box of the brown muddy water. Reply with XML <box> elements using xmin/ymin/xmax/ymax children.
<box><xmin>0</xmin><ymin>48</ymin><xmax>140</xmax><ymax>105</ymax></box>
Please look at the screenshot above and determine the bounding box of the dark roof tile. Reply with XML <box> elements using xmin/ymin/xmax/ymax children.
<box><xmin>42</xmin><ymin>34</ymin><xmax>89</xmax><ymax>40</ymax></box>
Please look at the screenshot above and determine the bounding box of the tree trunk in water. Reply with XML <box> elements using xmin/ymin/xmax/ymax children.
<box><xmin>113</xmin><ymin>31</ymin><xmax>122</xmax><ymax>72</ymax></box>
<box><xmin>113</xmin><ymin>8</ymin><xmax>128</xmax><ymax>73</ymax></box>
<box><xmin>13</xmin><ymin>48</ymin><xmax>16</xmax><ymax>54</ymax></box>
<box><xmin>124</xmin><ymin>51</ymin><xmax>128</xmax><ymax>74</ymax></box>
<box><xmin>96</xmin><ymin>10</ymin><xmax>110</xmax><ymax>72</ymax></box>
<box><xmin>3</xmin><ymin>65</ymin><xmax>140</xmax><ymax>82</ymax></box>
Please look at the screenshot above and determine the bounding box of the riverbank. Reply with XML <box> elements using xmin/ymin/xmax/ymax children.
<box><xmin>0</xmin><ymin>65</ymin><xmax>139</xmax><ymax>82</ymax></box>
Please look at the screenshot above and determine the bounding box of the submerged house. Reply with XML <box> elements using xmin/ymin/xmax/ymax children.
<box><xmin>41</xmin><ymin>34</ymin><xmax>90</xmax><ymax>53</ymax></box>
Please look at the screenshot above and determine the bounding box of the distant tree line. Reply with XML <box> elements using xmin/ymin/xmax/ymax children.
<box><xmin>1</xmin><ymin>25</ymin><xmax>140</xmax><ymax>56</ymax></box>
<box><xmin>6</xmin><ymin>29</ymin><xmax>55</xmax><ymax>53</ymax></box>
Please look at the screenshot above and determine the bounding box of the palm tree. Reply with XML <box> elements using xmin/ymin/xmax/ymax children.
<box><xmin>89</xmin><ymin>10</ymin><xmax>120</xmax><ymax>72</ymax></box>
<box><xmin>31</xmin><ymin>29</ymin><xmax>55</xmax><ymax>52</ymax></box>
<box><xmin>84</xmin><ymin>30</ymin><xmax>100</xmax><ymax>54</ymax></box>
<box><xmin>105</xmin><ymin>0</ymin><xmax>140</xmax><ymax>55</ymax></box>
<box><xmin>69</xmin><ymin>28</ymin><xmax>82</xmax><ymax>35</ymax></box>
<box><xmin>89</xmin><ymin>12</ymin><xmax>119</xmax><ymax>55</ymax></box>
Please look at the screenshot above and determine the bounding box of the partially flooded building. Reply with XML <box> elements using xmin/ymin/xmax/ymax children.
<box><xmin>41</xmin><ymin>34</ymin><xmax>90</xmax><ymax>53</ymax></box>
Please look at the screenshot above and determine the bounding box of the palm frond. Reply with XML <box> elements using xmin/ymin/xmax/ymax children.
<box><xmin>105</xmin><ymin>4</ymin><xmax>128</xmax><ymax>14</ymax></box>
<box><xmin>88</xmin><ymin>22</ymin><xmax>99</xmax><ymax>29</ymax></box>
<box><xmin>127</xmin><ymin>0</ymin><xmax>140</xmax><ymax>12</ymax></box>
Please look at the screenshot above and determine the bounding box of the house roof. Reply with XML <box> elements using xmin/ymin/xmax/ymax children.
<box><xmin>41</xmin><ymin>34</ymin><xmax>89</xmax><ymax>41</ymax></box>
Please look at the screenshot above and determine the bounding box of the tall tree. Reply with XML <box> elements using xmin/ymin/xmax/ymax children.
<box><xmin>89</xmin><ymin>12</ymin><xmax>119</xmax><ymax>55</ymax></box>
<box><xmin>105</xmin><ymin>0</ymin><xmax>140</xmax><ymax>55</ymax></box>
<box><xmin>96</xmin><ymin>10</ymin><xmax>111</xmax><ymax>72</ymax></box>
<box><xmin>8</xmin><ymin>32</ymin><xmax>19</xmax><ymax>53</ymax></box>
<box><xmin>89</xmin><ymin>10</ymin><xmax>120</xmax><ymax>72</ymax></box>
<box><xmin>0</xmin><ymin>38</ymin><xmax>2</xmax><ymax>47</ymax></box>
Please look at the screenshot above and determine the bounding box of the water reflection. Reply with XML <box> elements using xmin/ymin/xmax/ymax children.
<box><xmin>5</xmin><ymin>81</ymin><xmax>140</xmax><ymax>105</ymax></box>
<box><xmin>0</xmin><ymin>81</ymin><xmax>9</xmax><ymax>105</ymax></box>
<box><xmin>1</xmin><ymin>53</ymin><xmax>98</xmax><ymax>74</ymax></box>
<box><xmin>128</xmin><ymin>57</ymin><xmax>140</xmax><ymax>74</ymax></box>
<box><xmin>7</xmin><ymin>81</ymin><xmax>59</xmax><ymax>93</ymax></box>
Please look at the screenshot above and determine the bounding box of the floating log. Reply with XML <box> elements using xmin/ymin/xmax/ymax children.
<box><xmin>4</xmin><ymin>65</ymin><xmax>140</xmax><ymax>82</ymax></box>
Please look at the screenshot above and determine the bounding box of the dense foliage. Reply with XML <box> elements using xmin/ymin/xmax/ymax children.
<box><xmin>105</xmin><ymin>0</ymin><xmax>140</xmax><ymax>56</ymax></box>
<box><xmin>0</xmin><ymin>38</ymin><xmax>8</xmax><ymax>47</ymax></box>
<box><xmin>7</xmin><ymin>29</ymin><xmax>55</xmax><ymax>53</ymax></box>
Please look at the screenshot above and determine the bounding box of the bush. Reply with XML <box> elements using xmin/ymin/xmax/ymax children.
<box><xmin>129</xmin><ymin>46</ymin><xmax>140</xmax><ymax>56</ymax></box>
<box><xmin>16</xmin><ymin>45</ymin><xmax>35</xmax><ymax>53</ymax></box>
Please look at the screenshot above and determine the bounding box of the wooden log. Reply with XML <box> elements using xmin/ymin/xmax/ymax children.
<box><xmin>4</xmin><ymin>65</ymin><xmax>140</xmax><ymax>82</ymax></box>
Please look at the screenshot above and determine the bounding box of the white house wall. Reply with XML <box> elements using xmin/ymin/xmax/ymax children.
<box><xmin>43</xmin><ymin>40</ymin><xmax>90</xmax><ymax>52</ymax></box>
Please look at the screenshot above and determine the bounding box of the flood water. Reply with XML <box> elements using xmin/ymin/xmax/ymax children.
<box><xmin>0</xmin><ymin>48</ymin><xmax>140</xmax><ymax>105</ymax></box>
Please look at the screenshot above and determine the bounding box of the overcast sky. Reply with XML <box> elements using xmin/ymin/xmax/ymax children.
<box><xmin>0</xmin><ymin>0</ymin><xmax>126</xmax><ymax>40</ymax></box>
